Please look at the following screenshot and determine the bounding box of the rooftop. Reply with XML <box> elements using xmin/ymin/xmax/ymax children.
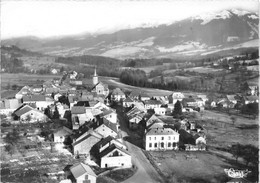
<box><xmin>70</xmin><ymin>163</ymin><xmax>97</xmax><ymax>178</ymax></box>
<box><xmin>71</xmin><ymin>106</ymin><xmax>86</xmax><ymax>114</ymax></box>
<box><xmin>146</xmin><ymin>127</ymin><xmax>179</xmax><ymax>136</ymax></box>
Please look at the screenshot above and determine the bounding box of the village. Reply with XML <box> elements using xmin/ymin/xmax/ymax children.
<box><xmin>0</xmin><ymin>64</ymin><xmax>258</xmax><ymax>183</ymax></box>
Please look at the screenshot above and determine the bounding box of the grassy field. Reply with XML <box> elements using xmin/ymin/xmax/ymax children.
<box><xmin>1</xmin><ymin>73</ymin><xmax>61</xmax><ymax>88</ymax></box>
<box><xmin>150</xmin><ymin>151</ymin><xmax>230</xmax><ymax>183</ymax></box>
<box><xmin>184</xmin><ymin>67</ymin><xmax>224</xmax><ymax>74</ymax></box>
<box><xmin>148</xmin><ymin>110</ymin><xmax>258</xmax><ymax>183</ymax></box>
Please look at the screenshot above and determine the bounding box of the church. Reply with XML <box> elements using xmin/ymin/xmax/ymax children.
<box><xmin>91</xmin><ymin>67</ymin><xmax>109</xmax><ymax>97</ymax></box>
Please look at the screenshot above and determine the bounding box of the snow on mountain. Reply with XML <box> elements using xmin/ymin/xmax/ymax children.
<box><xmin>157</xmin><ymin>41</ymin><xmax>207</xmax><ymax>53</ymax></box>
<box><xmin>2</xmin><ymin>9</ymin><xmax>258</xmax><ymax>59</ymax></box>
<box><xmin>192</xmin><ymin>10</ymin><xmax>231</xmax><ymax>25</ymax></box>
<box><xmin>192</xmin><ymin>9</ymin><xmax>257</xmax><ymax>25</ymax></box>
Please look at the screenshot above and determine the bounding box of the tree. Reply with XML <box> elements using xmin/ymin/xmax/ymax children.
<box><xmin>173</xmin><ymin>100</ymin><xmax>183</xmax><ymax>116</ymax></box>
<box><xmin>230</xmin><ymin>144</ymin><xmax>242</xmax><ymax>163</ymax></box>
<box><xmin>230</xmin><ymin>116</ymin><xmax>237</xmax><ymax>125</ymax></box>
<box><xmin>53</xmin><ymin>106</ymin><xmax>60</xmax><ymax>119</ymax></box>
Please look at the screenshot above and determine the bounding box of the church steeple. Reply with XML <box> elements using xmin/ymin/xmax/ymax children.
<box><xmin>93</xmin><ymin>67</ymin><xmax>98</xmax><ymax>85</ymax></box>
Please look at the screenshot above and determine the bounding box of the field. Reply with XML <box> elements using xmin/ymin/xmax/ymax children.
<box><xmin>1</xmin><ymin>73</ymin><xmax>61</xmax><ymax>88</ymax></box>
<box><xmin>20</xmin><ymin>56</ymin><xmax>67</xmax><ymax>71</ymax></box>
<box><xmin>147</xmin><ymin>110</ymin><xmax>259</xmax><ymax>183</ymax></box>
<box><xmin>184</xmin><ymin>67</ymin><xmax>224</xmax><ymax>74</ymax></box>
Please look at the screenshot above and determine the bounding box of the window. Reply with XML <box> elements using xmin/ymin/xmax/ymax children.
<box><xmin>161</xmin><ymin>137</ymin><xmax>164</xmax><ymax>140</ymax></box>
<box><xmin>154</xmin><ymin>143</ymin><xmax>157</xmax><ymax>148</ymax></box>
<box><xmin>161</xmin><ymin>142</ymin><xmax>164</xmax><ymax>148</ymax></box>
<box><xmin>149</xmin><ymin>137</ymin><xmax>151</xmax><ymax>141</ymax></box>
<box><xmin>149</xmin><ymin>143</ymin><xmax>152</xmax><ymax>148</ymax></box>
<box><xmin>168</xmin><ymin>136</ymin><xmax>171</xmax><ymax>140</ymax></box>
<box><xmin>154</xmin><ymin>137</ymin><xmax>156</xmax><ymax>140</ymax></box>
<box><xmin>168</xmin><ymin>143</ymin><xmax>171</xmax><ymax>147</ymax></box>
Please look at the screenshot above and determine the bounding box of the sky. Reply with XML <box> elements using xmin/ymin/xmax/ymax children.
<box><xmin>1</xmin><ymin>0</ymin><xmax>259</xmax><ymax>39</ymax></box>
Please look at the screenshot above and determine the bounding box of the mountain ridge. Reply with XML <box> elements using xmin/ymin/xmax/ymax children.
<box><xmin>2</xmin><ymin>9</ymin><xmax>258</xmax><ymax>59</ymax></box>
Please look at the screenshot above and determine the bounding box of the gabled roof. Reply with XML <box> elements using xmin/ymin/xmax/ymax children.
<box><xmin>99</xmin><ymin>118</ymin><xmax>118</xmax><ymax>133</ymax></box>
<box><xmin>144</xmin><ymin>100</ymin><xmax>162</xmax><ymax>105</ymax></box>
<box><xmin>70</xmin><ymin>162</ymin><xmax>97</xmax><ymax>178</ymax></box>
<box><xmin>243</xmin><ymin>96</ymin><xmax>259</xmax><ymax>101</ymax></box>
<box><xmin>92</xmin><ymin>82</ymin><xmax>108</xmax><ymax>90</ymax></box>
<box><xmin>182</xmin><ymin>98</ymin><xmax>196</xmax><ymax>103</ymax></box>
<box><xmin>99</xmin><ymin>144</ymin><xmax>130</xmax><ymax>158</ymax></box>
<box><xmin>14</xmin><ymin>105</ymin><xmax>34</xmax><ymax>117</ymax></box>
<box><xmin>111</xmin><ymin>88</ymin><xmax>125</xmax><ymax>96</ymax></box>
<box><xmin>72</xmin><ymin>132</ymin><xmax>102</xmax><ymax>147</ymax></box>
<box><xmin>95</xmin><ymin>136</ymin><xmax>114</xmax><ymax>149</ymax></box>
<box><xmin>123</xmin><ymin>97</ymin><xmax>134</xmax><ymax>103</ymax></box>
<box><xmin>54</xmin><ymin>126</ymin><xmax>73</xmax><ymax>136</ymax></box>
<box><xmin>100</xmin><ymin>109</ymin><xmax>115</xmax><ymax>117</ymax></box>
<box><xmin>23</xmin><ymin>95</ymin><xmax>46</xmax><ymax>102</ymax></box>
<box><xmin>71</xmin><ymin>106</ymin><xmax>85</xmax><ymax>114</ymax></box>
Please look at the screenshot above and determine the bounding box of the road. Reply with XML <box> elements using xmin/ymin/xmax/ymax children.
<box><xmin>116</xmin><ymin>106</ymin><xmax>164</xmax><ymax>183</ymax></box>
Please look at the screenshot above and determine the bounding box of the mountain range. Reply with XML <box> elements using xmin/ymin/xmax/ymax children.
<box><xmin>2</xmin><ymin>9</ymin><xmax>259</xmax><ymax>59</ymax></box>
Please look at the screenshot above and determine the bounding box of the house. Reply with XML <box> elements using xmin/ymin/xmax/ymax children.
<box><xmin>143</xmin><ymin>100</ymin><xmax>162</xmax><ymax>110</ymax></box>
<box><xmin>179</xmin><ymin>129</ymin><xmax>206</xmax><ymax>151</ymax></box>
<box><xmin>73</xmin><ymin>132</ymin><xmax>103</xmax><ymax>156</ymax></box>
<box><xmin>226</xmin><ymin>95</ymin><xmax>238</xmax><ymax>104</ymax></box>
<box><xmin>99</xmin><ymin>144</ymin><xmax>132</xmax><ymax>168</ymax></box>
<box><xmin>242</xmin><ymin>96</ymin><xmax>259</xmax><ymax>104</ymax></box>
<box><xmin>129</xmin><ymin>90</ymin><xmax>142</xmax><ymax>100</ymax></box>
<box><xmin>0</xmin><ymin>98</ymin><xmax>21</xmax><ymax>115</ymax></box>
<box><xmin>111</xmin><ymin>88</ymin><xmax>126</xmax><ymax>102</ymax></box>
<box><xmin>51</xmin><ymin>68</ymin><xmax>59</xmax><ymax>75</ymax></box>
<box><xmin>139</xmin><ymin>93</ymin><xmax>151</xmax><ymax>101</ymax></box>
<box><xmin>181</xmin><ymin>97</ymin><xmax>198</xmax><ymax>108</ymax></box>
<box><xmin>81</xmin><ymin>91</ymin><xmax>94</xmax><ymax>101</ymax></box>
<box><xmin>70</xmin><ymin>80</ymin><xmax>83</xmax><ymax>86</ymax></box>
<box><xmin>197</xmin><ymin>95</ymin><xmax>208</xmax><ymax>105</ymax></box>
<box><xmin>70</xmin><ymin>162</ymin><xmax>97</xmax><ymax>183</ymax></box>
<box><xmin>128</xmin><ymin>113</ymin><xmax>145</xmax><ymax>129</ymax></box>
<box><xmin>69</xmin><ymin>71</ymin><xmax>78</xmax><ymax>79</ymax></box>
<box><xmin>15</xmin><ymin>86</ymin><xmax>31</xmax><ymax>99</ymax></box>
<box><xmin>144</xmin><ymin>127</ymin><xmax>179</xmax><ymax>151</ymax></box>
<box><xmin>168</xmin><ymin>92</ymin><xmax>185</xmax><ymax>104</ymax></box>
<box><xmin>91</xmin><ymin>82</ymin><xmax>109</xmax><ymax>97</ymax></box>
<box><xmin>22</xmin><ymin>95</ymin><xmax>54</xmax><ymax>111</ymax></box>
<box><xmin>13</xmin><ymin>105</ymin><xmax>48</xmax><ymax>123</ymax></box>
<box><xmin>94</xmin><ymin>118</ymin><xmax>118</xmax><ymax>138</ymax></box>
<box><xmin>68</xmin><ymin>96</ymin><xmax>78</xmax><ymax>109</ymax></box>
<box><xmin>123</xmin><ymin>97</ymin><xmax>135</xmax><ymax>108</ymax></box>
<box><xmin>154</xmin><ymin>107</ymin><xmax>171</xmax><ymax>115</ymax></box>
<box><xmin>71</xmin><ymin>106</ymin><xmax>94</xmax><ymax>129</ymax></box>
<box><xmin>100</xmin><ymin>109</ymin><xmax>117</xmax><ymax>124</ymax></box>
<box><xmin>126</xmin><ymin>106</ymin><xmax>144</xmax><ymax>118</ymax></box>
<box><xmin>194</xmin><ymin>98</ymin><xmax>204</xmax><ymax>108</ymax></box>
<box><xmin>248</xmin><ymin>84</ymin><xmax>258</xmax><ymax>96</ymax></box>
<box><xmin>56</xmin><ymin>103</ymin><xmax>70</xmax><ymax>118</ymax></box>
<box><xmin>94</xmin><ymin>136</ymin><xmax>127</xmax><ymax>154</ymax></box>
<box><xmin>145</xmin><ymin>114</ymin><xmax>164</xmax><ymax>129</ymax></box>
<box><xmin>53</xmin><ymin>126</ymin><xmax>73</xmax><ymax>143</ymax></box>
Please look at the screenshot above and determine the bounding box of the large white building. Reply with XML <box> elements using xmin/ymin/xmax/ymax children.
<box><xmin>144</xmin><ymin>127</ymin><xmax>179</xmax><ymax>151</ymax></box>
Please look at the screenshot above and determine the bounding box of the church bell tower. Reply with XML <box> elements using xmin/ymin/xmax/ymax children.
<box><xmin>93</xmin><ymin>67</ymin><xmax>98</xmax><ymax>85</ymax></box>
